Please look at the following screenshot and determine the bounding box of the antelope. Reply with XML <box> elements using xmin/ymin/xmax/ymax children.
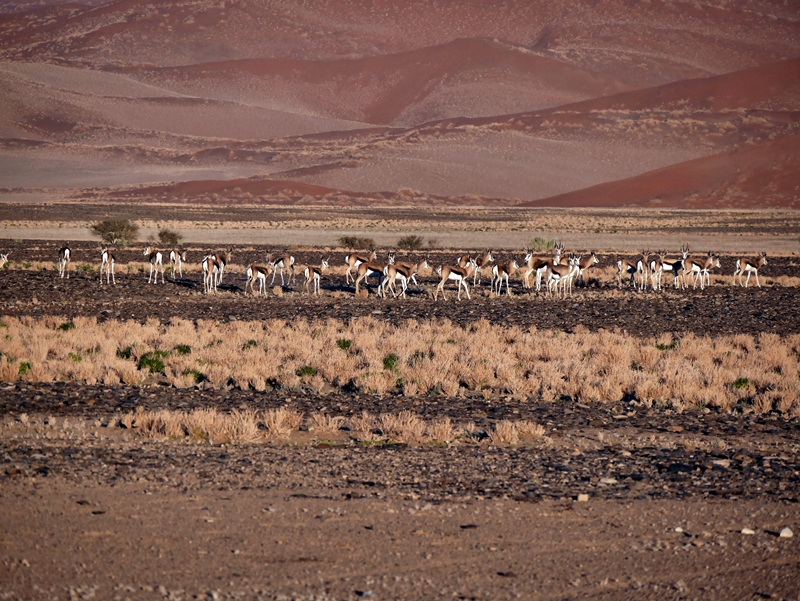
<box><xmin>698</xmin><ymin>253</ymin><xmax>721</xmax><ymax>289</ymax></box>
<box><xmin>268</xmin><ymin>252</ymin><xmax>295</xmax><ymax>286</ymax></box>
<box><xmin>547</xmin><ymin>255</ymin><xmax>579</xmax><ymax>298</ymax></box>
<box><xmin>635</xmin><ymin>250</ymin><xmax>651</xmax><ymax>290</ymax></box>
<box><xmin>344</xmin><ymin>249</ymin><xmax>377</xmax><ymax>284</ymax></box>
<box><xmin>648</xmin><ymin>251</ymin><xmax>667</xmax><ymax>291</ymax></box>
<box><xmin>380</xmin><ymin>259</ymin><xmax>429</xmax><ymax>298</ymax></box>
<box><xmin>434</xmin><ymin>262</ymin><xmax>475</xmax><ymax>300</ymax></box>
<box><xmin>734</xmin><ymin>252</ymin><xmax>767</xmax><ymax>288</ymax></box>
<box><xmin>57</xmin><ymin>246</ymin><xmax>70</xmax><ymax>278</ymax></box>
<box><xmin>666</xmin><ymin>244</ymin><xmax>691</xmax><ymax>289</ymax></box>
<box><xmin>169</xmin><ymin>250</ymin><xmax>187</xmax><ymax>280</ymax></box>
<box><xmin>456</xmin><ymin>253</ymin><xmax>472</xmax><ymax>269</ymax></box>
<box><xmin>0</xmin><ymin>252</ymin><xmax>10</xmax><ymax>269</ymax></box>
<box><xmin>202</xmin><ymin>254</ymin><xmax>219</xmax><ymax>294</ymax></box>
<box><xmin>100</xmin><ymin>247</ymin><xmax>115</xmax><ymax>285</ymax></box>
<box><xmin>144</xmin><ymin>246</ymin><xmax>164</xmax><ymax>284</ymax></box>
<box><xmin>522</xmin><ymin>242</ymin><xmax>564</xmax><ymax>291</ymax></box>
<box><xmin>212</xmin><ymin>249</ymin><xmax>232</xmax><ymax>286</ymax></box>
<box><xmin>576</xmin><ymin>251</ymin><xmax>599</xmax><ymax>286</ymax></box>
<box><xmin>245</xmin><ymin>264</ymin><xmax>271</xmax><ymax>296</ymax></box>
<box><xmin>354</xmin><ymin>260</ymin><xmax>387</xmax><ymax>296</ymax></box>
<box><xmin>471</xmin><ymin>250</ymin><xmax>493</xmax><ymax>286</ymax></box>
<box><xmin>683</xmin><ymin>252</ymin><xmax>718</xmax><ymax>290</ymax></box>
<box><xmin>616</xmin><ymin>254</ymin><xmax>638</xmax><ymax>288</ymax></box>
<box><xmin>387</xmin><ymin>253</ymin><xmax>429</xmax><ymax>290</ymax></box>
<box><xmin>492</xmin><ymin>260</ymin><xmax>518</xmax><ymax>297</ymax></box>
<box><xmin>303</xmin><ymin>258</ymin><xmax>329</xmax><ymax>295</ymax></box>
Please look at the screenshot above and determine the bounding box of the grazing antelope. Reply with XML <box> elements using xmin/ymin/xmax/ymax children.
<box><xmin>522</xmin><ymin>242</ymin><xmax>564</xmax><ymax>291</ymax></box>
<box><xmin>734</xmin><ymin>252</ymin><xmax>767</xmax><ymax>288</ymax></box>
<box><xmin>470</xmin><ymin>250</ymin><xmax>493</xmax><ymax>286</ymax></box>
<box><xmin>354</xmin><ymin>260</ymin><xmax>387</xmax><ymax>296</ymax></box>
<box><xmin>492</xmin><ymin>260</ymin><xmax>518</xmax><ymax>297</ymax></box>
<box><xmin>144</xmin><ymin>246</ymin><xmax>164</xmax><ymax>284</ymax></box>
<box><xmin>576</xmin><ymin>251</ymin><xmax>599</xmax><ymax>286</ymax></box>
<box><xmin>344</xmin><ymin>249</ymin><xmax>377</xmax><ymax>284</ymax></box>
<box><xmin>57</xmin><ymin>246</ymin><xmax>70</xmax><ymax>278</ymax></box>
<box><xmin>303</xmin><ymin>258</ymin><xmax>329</xmax><ymax>295</ymax></box>
<box><xmin>0</xmin><ymin>252</ymin><xmax>10</xmax><ymax>269</ymax></box>
<box><xmin>268</xmin><ymin>252</ymin><xmax>295</xmax><ymax>286</ymax></box>
<box><xmin>100</xmin><ymin>247</ymin><xmax>115</xmax><ymax>285</ymax></box>
<box><xmin>245</xmin><ymin>264</ymin><xmax>271</xmax><ymax>296</ymax></box>
<box><xmin>434</xmin><ymin>262</ymin><xmax>475</xmax><ymax>300</ymax></box>
<box><xmin>202</xmin><ymin>254</ymin><xmax>220</xmax><ymax>294</ymax></box>
<box><xmin>169</xmin><ymin>250</ymin><xmax>187</xmax><ymax>280</ymax></box>
<box><xmin>380</xmin><ymin>259</ymin><xmax>429</xmax><ymax>298</ymax></box>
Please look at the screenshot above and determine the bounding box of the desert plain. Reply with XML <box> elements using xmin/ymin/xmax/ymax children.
<box><xmin>1</xmin><ymin>1</ymin><xmax>800</xmax><ymax>600</ymax></box>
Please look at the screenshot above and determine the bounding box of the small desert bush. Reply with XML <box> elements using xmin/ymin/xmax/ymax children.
<box><xmin>2</xmin><ymin>316</ymin><xmax>800</xmax><ymax>417</ymax></box>
<box><xmin>397</xmin><ymin>235</ymin><xmax>425</xmax><ymax>251</ymax></box>
<box><xmin>158</xmin><ymin>228</ymin><xmax>183</xmax><ymax>246</ymax></box>
<box><xmin>338</xmin><ymin>235</ymin><xmax>375</xmax><ymax>249</ymax></box>
<box><xmin>90</xmin><ymin>219</ymin><xmax>138</xmax><ymax>245</ymax></box>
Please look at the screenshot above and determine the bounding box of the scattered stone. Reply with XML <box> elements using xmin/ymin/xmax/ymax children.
<box><xmin>779</xmin><ymin>527</ymin><xmax>793</xmax><ymax>538</ymax></box>
<box><xmin>674</xmin><ymin>527</ymin><xmax>683</xmax><ymax>533</ymax></box>
<box><xmin>666</xmin><ymin>425</ymin><xmax>683</xmax><ymax>433</ymax></box>
<box><xmin>600</xmin><ymin>477</ymin><xmax>618</xmax><ymax>485</ymax></box>
<box><xmin>577</xmin><ymin>493</ymin><xmax>589</xmax><ymax>502</ymax></box>
<box><xmin>712</xmin><ymin>459</ymin><xmax>731</xmax><ymax>469</ymax></box>
<box><xmin>741</xmin><ymin>528</ymin><xmax>755</xmax><ymax>535</ymax></box>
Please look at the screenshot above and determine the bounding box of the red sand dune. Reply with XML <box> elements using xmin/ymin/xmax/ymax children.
<box><xmin>518</xmin><ymin>135</ymin><xmax>800</xmax><ymax>210</ymax></box>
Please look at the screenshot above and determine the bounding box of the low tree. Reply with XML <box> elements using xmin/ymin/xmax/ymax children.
<box><xmin>158</xmin><ymin>228</ymin><xmax>183</xmax><ymax>246</ymax></box>
<box><xmin>90</xmin><ymin>220</ymin><xmax>139</xmax><ymax>245</ymax></box>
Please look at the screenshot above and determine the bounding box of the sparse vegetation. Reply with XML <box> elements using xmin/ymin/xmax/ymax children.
<box><xmin>397</xmin><ymin>235</ymin><xmax>425</xmax><ymax>250</ymax></box>
<box><xmin>1</xmin><ymin>316</ymin><xmax>798</xmax><ymax>416</ymax></box>
<box><xmin>90</xmin><ymin>219</ymin><xmax>139</xmax><ymax>245</ymax></box>
<box><xmin>529</xmin><ymin>237</ymin><xmax>556</xmax><ymax>251</ymax></box>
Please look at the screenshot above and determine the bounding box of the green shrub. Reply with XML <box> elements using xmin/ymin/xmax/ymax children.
<box><xmin>297</xmin><ymin>365</ymin><xmax>317</xmax><ymax>377</ymax></box>
<box><xmin>181</xmin><ymin>368</ymin><xmax>204</xmax><ymax>384</ymax></box>
<box><xmin>90</xmin><ymin>219</ymin><xmax>139</xmax><ymax>246</ymax></box>
<box><xmin>383</xmin><ymin>353</ymin><xmax>399</xmax><ymax>372</ymax></box>
<box><xmin>336</xmin><ymin>338</ymin><xmax>352</xmax><ymax>351</ymax></box>
<box><xmin>656</xmin><ymin>341</ymin><xmax>679</xmax><ymax>351</ymax></box>
<box><xmin>338</xmin><ymin>236</ymin><xmax>375</xmax><ymax>249</ymax></box>
<box><xmin>173</xmin><ymin>344</ymin><xmax>192</xmax><ymax>355</ymax></box>
<box><xmin>68</xmin><ymin>352</ymin><xmax>82</xmax><ymax>362</ymax></box>
<box><xmin>733</xmin><ymin>378</ymin><xmax>750</xmax><ymax>390</ymax></box>
<box><xmin>18</xmin><ymin>362</ymin><xmax>31</xmax><ymax>375</ymax></box>
<box><xmin>242</xmin><ymin>339</ymin><xmax>258</xmax><ymax>350</ymax></box>
<box><xmin>158</xmin><ymin>228</ymin><xmax>183</xmax><ymax>246</ymax></box>
<box><xmin>529</xmin><ymin>237</ymin><xmax>556</xmax><ymax>251</ymax></box>
<box><xmin>138</xmin><ymin>350</ymin><xmax>168</xmax><ymax>373</ymax></box>
<box><xmin>397</xmin><ymin>235</ymin><xmax>424</xmax><ymax>251</ymax></box>
<box><xmin>116</xmin><ymin>346</ymin><xmax>133</xmax><ymax>360</ymax></box>
<box><xmin>58</xmin><ymin>321</ymin><xmax>75</xmax><ymax>331</ymax></box>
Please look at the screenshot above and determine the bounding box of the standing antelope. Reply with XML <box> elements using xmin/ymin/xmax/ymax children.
<box><xmin>303</xmin><ymin>258</ymin><xmax>329</xmax><ymax>295</ymax></box>
<box><xmin>354</xmin><ymin>259</ymin><xmax>387</xmax><ymax>296</ymax></box>
<box><xmin>380</xmin><ymin>259</ymin><xmax>429</xmax><ymax>298</ymax></box>
<box><xmin>683</xmin><ymin>252</ymin><xmax>717</xmax><ymax>290</ymax></box>
<box><xmin>212</xmin><ymin>249</ymin><xmax>231</xmax><ymax>286</ymax></box>
<box><xmin>268</xmin><ymin>252</ymin><xmax>295</xmax><ymax>286</ymax></box>
<box><xmin>344</xmin><ymin>249</ymin><xmax>377</xmax><ymax>284</ymax></box>
<box><xmin>100</xmin><ymin>247</ymin><xmax>115</xmax><ymax>285</ymax></box>
<box><xmin>616</xmin><ymin>254</ymin><xmax>638</xmax><ymax>288</ymax></box>
<box><xmin>576</xmin><ymin>251</ymin><xmax>599</xmax><ymax>286</ymax></box>
<box><xmin>471</xmin><ymin>250</ymin><xmax>493</xmax><ymax>286</ymax></box>
<box><xmin>387</xmin><ymin>254</ymin><xmax>428</xmax><ymax>290</ymax></box>
<box><xmin>547</xmin><ymin>255</ymin><xmax>579</xmax><ymax>298</ymax></box>
<box><xmin>648</xmin><ymin>251</ymin><xmax>667</xmax><ymax>291</ymax></box>
<box><xmin>698</xmin><ymin>254</ymin><xmax>721</xmax><ymax>289</ymax></box>
<box><xmin>57</xmin><ymin>246</ymin><xmax>70</xmax><ymax>278</ymax></box>
<box><xmin>734</xmin><ymin>252</ymin><xmax>767</xmax><ymax>287</ymax></box>
<box><xmin>144</xmin><ymin>246</ymin><xmax>165</xmax><ymax>284</ymax></box>
<box><xmin>245</xmin><ymin>264</ymin><xmax>271</xmax><ymax>296</ymax></box>
<box><xmin>202</xmin><ymin>255</ymin><xmax>219</xmax><ymax>294</ymax></box>
<box><xmin>492</xmin><ymin>260</ymin><xmax>518</xmax><ymax>297</ymax></box>
<box><xmin>522</xmin><ymin>242</ymin><xmax>564</xmax><ymax>291</ymax></box>
<box><xmin>434</xmin><ymin>262</ymin><xmax>474</xmax><ymax>300</ymax></box>
<box><xmin>0</xmin><ymin>252</ymin><xmax>10</xmax><ymax>269</ymax></box>
<box><xmin>169</xmin><ymin>250</ymin><xmax>187</xmax><ymax>280</ymax></box>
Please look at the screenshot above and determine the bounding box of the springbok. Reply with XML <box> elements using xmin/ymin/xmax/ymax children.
<box><xmin>386</xmin><ymin>253</ymin><xmax>429</xmax><ymax>290</ymax></box>
<box><xmin>683</xmin><ymin>252</ymin><xmax>718</xmax><ymax>290</ymax></box>
<box><xmin>0</xmin><ymin>252</ymin><xmax>10</xmax><ymax>269</ymax></box>
<box><xmin>380</xmin><ymin>259</ymin><xmax>429</xmax><ymax>299</ymax></box>
<box><xmin>212</xmin><ymin>250</ymin><xmax>232</xmax><ymax>286</ymax></box>
<box><xmin>57</xmin><ymin>246</ymin><xmax>70</xmax><ymax>278</ymax></box>
<box><xmin>547</xmin><ymin>255</ymin><xmax>579</xmax><ymax>298</ymax></box>
<box><xmin>169</xmin><ymin>250</ymin><xmax>187</xmax><ymax>280</ymax></box>
<box><xmin>202</xmin><ymin>255</ymin><xmax>219</xmax><ymax>294</ymax></box>
<box><xmin>470</xmin><ymin>250</ymin><xmax>493</xmax><ymax>286</ymax></box>
<box><xmin>144</xmin><ymin>246</ymin><xmax>164</xmax><ymax>284</ymax></box>
<box><xmin>245</xmin><ymin>264</ymin><xmax>271</xmax><ymax>296</ymax></box>
<box><xmin>734</xmin><ymin>252</ymin><xmax>767</xmax><ymax>288</ymax></box>
<box><xmin>354</xmin><ymin>260</ymin><xmax>387</xmax><ymax>296</ymax></box>
<box><xmin>522</xmin><ymin>242</ymin><xmax>564</xmax><ymax>291</ymax></box>
<box><xmin>576</xmin><ymin>251</ymin><xmax>599</xmax><ymax>286</ymax></box>
<box><xmin>100</xmin><ymin>247</ymin><xmax>115</xmax><ymax>285</ymax></box>
<box><xmin>616</xmin><ymin>254</ymin><xmax>638</xmax><ymax>288</ymax></box>
<box><xmin>699</xmin><ymin>254</ymin><xmax>721</xmax><ymax>289</ymax></box>
<box><xmin>492</xmin><ymin>260</ymin><xmax>518</xmax><ymax>297</ymax></box>
<box><xmin>268</xmin><ymin>252</ymin><xmax>295</xmax><ymax>286</ymax></box>
<box><xmin>344</xmin><ymin>249</ymin><xmax>377</xmax><ymax>284</ymax></box>
<box><xmin>648</xmin><ymin>251</ymin><xmax>667</xmax><ymax>291</ymax></box>
<box><xmin>434</xmin><ymin>262</ymin><xmax>475</xmax><ymax>300</ymax></box>
<box><xmin>303</xmin><ymin>258</ymin><xmax>329</xmax><ymax>295</ymax></box>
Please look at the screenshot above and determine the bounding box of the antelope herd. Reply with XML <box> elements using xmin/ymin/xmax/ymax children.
<box><xmin>0</xmin><ymin>244</ymin><xmax>777</xmax><ymax>299</ymax></box>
